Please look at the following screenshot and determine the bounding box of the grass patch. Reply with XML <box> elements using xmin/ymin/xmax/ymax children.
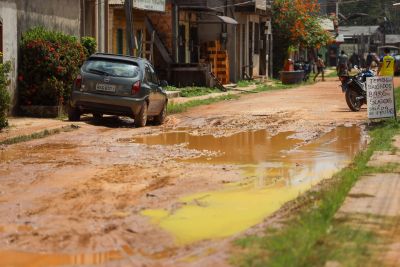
<box><xmin>167</xmin><ymin>94</ymin><xmax>240</xmax><ymax>114</ymax></box>
<box><xmin>233</xmin><ymin>88</ymin><xmax>400</xmax><ymax>267</ymax></box>
<box><xmin>325</xmin><ymin>70</ymin><xmax>339</xmax><ymax>78</ymax></box>
<box><xmin>0</xmin><ymin>124</ymin><xmax>80</xmax><ymax>146</ymax></box>
<box><xmin>304</xmin><ymin>225</ymin><xmax>380</xmax><ymax>267</ymax></box>
<box><xmin>251</xmin><ymin>80</ymin><xmax>315</xmax><ymax>93</ymax></box>
<box><xmin>237</xmin><ymin>80</ymin><xmax>260</xmax><ymax>88</ymax></box>
<box><xmin>166</xmin><ymin>86</ymin><xmax>221</xmax><ymax>97</ymax></box>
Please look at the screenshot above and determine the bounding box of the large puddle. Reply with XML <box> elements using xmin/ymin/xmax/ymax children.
<box><xmin>0</xmin><ymin>126</ymin><xmax>366</xmax><ymax>265</ymax></box>
<box><xmin>138</xmin><ymin>126</ymin><xmax>366</xmax><ymax>244</ymax></box>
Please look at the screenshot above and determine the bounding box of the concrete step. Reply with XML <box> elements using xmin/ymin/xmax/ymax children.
<box><xmin>166</xmin><ymin>91</ymin><xmax>180</xmax><ymax>99</ymax></box>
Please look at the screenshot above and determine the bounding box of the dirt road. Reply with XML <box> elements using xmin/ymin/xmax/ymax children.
<box><xmin>0</xmin><ymin>78</ymin><xmax>397</xmax><ymax>266</ymax></box>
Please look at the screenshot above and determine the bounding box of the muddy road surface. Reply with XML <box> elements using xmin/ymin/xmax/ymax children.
<box><xmin>0</xmin><ymin>78</ymin><xmax>396</xmax><ymax>266</ymax></box>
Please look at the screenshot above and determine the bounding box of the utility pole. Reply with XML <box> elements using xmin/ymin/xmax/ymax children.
<box><xmin>336</xmin><ymin>0</ymin><xmax>339</xmax><ymax>18</ymax></box>
<box><xmin>124</xmin><ymin>0</ymin><xmax>136</xmax><ymax>56</ymax></box>
<box><xmin>98</xmin><ymin>0</ymin><xmax>105</xmax><ymax>52</ymax></box>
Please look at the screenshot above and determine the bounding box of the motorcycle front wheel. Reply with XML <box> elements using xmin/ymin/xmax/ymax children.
<box><xmin>345</xmin><ymin>88</ymin><xmax>362</xmax><ymax>112</ymax></box>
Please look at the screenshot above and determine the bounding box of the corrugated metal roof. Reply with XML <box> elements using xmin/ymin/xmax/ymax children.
<box><xmin>338</xmin><ymin>26</ymin><xmax>380</xmax><ymax>37</ymax></box>
<box><xmin>386</xmin><ymin>34</ymin><xmax>400</xmax><ymax>44</ymax></box>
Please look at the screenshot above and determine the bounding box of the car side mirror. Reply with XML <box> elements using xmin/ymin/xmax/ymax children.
<box><xmin>160</xmin><ymin>80</ymin><xmax>168</xmax><ymax>87</ymax></box>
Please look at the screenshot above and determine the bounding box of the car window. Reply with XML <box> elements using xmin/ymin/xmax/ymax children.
<box><xmin>148</xmin><ymin>64</ymin><xmax>159</xmax><ymax>84</ymax></box>
<box><xmin>145</xmin><ymin>64</ymin><xmax>159</xmax><ymax>84</ymax></box>
<box><xmin>83</xmin><ymin>59</ymin><xmax>140</xmax><ymax>78</ymax></box>
<box><xmin>144</xmin><ymin>66</ymin><xmax>153</xmax><ymax>83</ymax></box>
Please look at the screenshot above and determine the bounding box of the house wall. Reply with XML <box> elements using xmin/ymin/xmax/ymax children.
<box><xmin>147</xmin><ymin>3</ymin><xmax>173</xmax><ymax>54</ymax></box>
<box><xmin>1</xmin><ymin>0</ymin><xmax>84</xmax><ymax>112</ymax></box>
<box><xmin>0</xmin><ymin>0</ymin><xmax>18</xmax><ymax>109</ymax></box>
<box><xmin>15</xmin><ymin>0</ymin><xmax>82</xmax><ymax>38</ymax></box>
<box><xmin>109</xmin><ymin>5</ymin><xmax>173</xmax><ymax>55</ymax></box>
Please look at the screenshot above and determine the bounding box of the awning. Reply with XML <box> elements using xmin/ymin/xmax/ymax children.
<box><xmin>197</xmin><ymin>15</ymin><xmax>239</xmax><ymax>25</ymax></box>
<box><xmin>336</xmin><ymin>34</ymin><xmax>345</xmax><ymax>43</ymax></box>
<box><xmin>217</xmin><ymin>15</ymin><xmax>239</xmax><ymax>25</ymax></box>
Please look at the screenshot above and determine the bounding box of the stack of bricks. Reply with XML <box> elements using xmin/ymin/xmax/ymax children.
<box><xmin>207</xmin><ymin>41</ymin><xmax>230</xmax><ymax>85</ymax></box>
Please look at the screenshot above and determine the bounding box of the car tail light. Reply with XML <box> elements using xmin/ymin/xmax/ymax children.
<box><xmin>131</xmin><ymin>81</ymin><xmax>141</xmax><ymax>95</ymax></box>
<box><xmin>75</xmin><ymin>74</ymin><xmax>82</xmax><ymax>90</ymax></box>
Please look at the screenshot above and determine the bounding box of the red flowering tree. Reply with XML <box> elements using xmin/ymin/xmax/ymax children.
<box><xmin>19</xmin><ymin>27</ymin><xmax>87</xmax><ymax>106</ymax></box>
<box><xmin>272</xmin><ymin>0</ymin><xmax>333</xmax><ymax>76</ymax></box>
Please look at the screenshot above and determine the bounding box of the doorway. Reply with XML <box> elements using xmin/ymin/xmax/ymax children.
<box><xmin>189</xmin><ymin>26</ymin><xmax>199</xmax><ymax>63</ymax></box>
<box><xmin>178</xmin><ymin>24</ymin><xmax>186</xmax><ymax>63</ymax></box>
<box><xmin>248</xmin><ymin>22</ymin><xmax>253</xmax><ymax>77</ymax></box>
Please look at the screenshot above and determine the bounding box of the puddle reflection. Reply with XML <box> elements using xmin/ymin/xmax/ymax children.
<box><xmin>139</xmin><ymin>126</ymin><xmax>367</xmax><ymax>244</ymax></box>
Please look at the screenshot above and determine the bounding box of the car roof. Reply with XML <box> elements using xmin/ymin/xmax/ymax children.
<box><xmin>88</xmin><ymin>53</ymin><xmax>149</xmax><ymax>65</ymax></box>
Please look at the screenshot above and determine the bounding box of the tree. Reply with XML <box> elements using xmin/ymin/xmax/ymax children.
<box><xmin>272</xmin><ymin>0</ymin><xmax>333</xmax><ymax>76</ymax></box>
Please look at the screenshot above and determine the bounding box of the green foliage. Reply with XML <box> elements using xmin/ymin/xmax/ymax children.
<box><xmin>81</xmin><ymin>37</ymin><xmax>97</xmax><ymax>57</ymax></box>
<box><xmin>272</xmin><ymin>0</ymin><xmax>332</xmax><ymax>76</ymax></box>
<box><xmin>19</xmin><ymin>27</ymin><xmax>86</xmax><ymax>107</ymax></box>
<box><xmin>21</xmin><ymin>27</ymin><xmax>77</xmax><ymax>45</ymax></box>
<box><xmin>0</xmin><ymin>57</ymin><xmax>11</xmax><ymax>129</ymax></box>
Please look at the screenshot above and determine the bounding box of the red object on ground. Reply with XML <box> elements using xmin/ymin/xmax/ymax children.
<box><xmin>284</xmin><ymin>59</ymin><xmax>294</xmax><ymax>71</ymax></box>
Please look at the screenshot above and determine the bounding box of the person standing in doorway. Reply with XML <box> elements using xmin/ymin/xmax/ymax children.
<box><xmin>378</xmin><ymin>48</ymin><xmax>395</xmax><ymax>77</ymax></box>
<box><xmin>314</xmin><ymin>54</ymin><xmax>325</xmax><ymax>82</ymax></box>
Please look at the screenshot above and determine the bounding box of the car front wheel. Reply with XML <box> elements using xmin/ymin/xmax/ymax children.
<box><xmin>134</xmin><ymin>103</ymin><xmax>148</xmax><ymax>127</ymax></box>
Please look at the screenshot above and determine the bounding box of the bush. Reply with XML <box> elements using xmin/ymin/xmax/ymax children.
<box><xmin>0</xmin><ymin>53</ymin><xmax>11</xmax><ymax>129</ymax></box>
<box><xmin>81</xmin><ymin>36</ymin><xmax>97</xmax><ymax>57</ymax></box>
<box><xmin>19</xmin><ymin>27</ymin><xmax>86</xmax><ymax>106</ymax></box>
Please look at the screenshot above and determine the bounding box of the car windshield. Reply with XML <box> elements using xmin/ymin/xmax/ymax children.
<box><xmin>83</xmin><ymin>59</ymin><xmax>140</xmax><ymax>78</ymax></box>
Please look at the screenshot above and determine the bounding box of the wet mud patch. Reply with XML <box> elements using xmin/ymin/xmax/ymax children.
<box><xmin>135</xmin><ymin>125</ymin><xmax>367</xmax><ymax>244</ymax></box>
<box><xmin>165</xmin><ymin>113</ymin><xmax>295</xmax><ymax>138</ymax></box>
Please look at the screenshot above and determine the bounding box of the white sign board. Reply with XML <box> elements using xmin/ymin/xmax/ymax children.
<box><xmin>366</xmin><ymin>76</ymin><xmax>396</xmax><ymax>119</ymax></box>
<box><xmin>256</xmin><ymin>0</ymin><xmax>267</xmax><ymax>10</ymax></box>
<box><xmin>133</xmin><ymin>0</ymin><xmax>165</xmax><ymax>12</ymax></box>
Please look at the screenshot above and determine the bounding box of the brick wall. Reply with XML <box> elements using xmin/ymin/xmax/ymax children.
<box><xmin>147</xmin><ymin>3</ymin><xmax>173</xmax><ymax>55</ymax></box>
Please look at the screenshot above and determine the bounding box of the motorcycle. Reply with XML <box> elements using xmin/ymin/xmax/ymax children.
<box><xmin>339</xmin><ymin>66</ymin><xmax>375</xmax><ymax>112</ymax></box>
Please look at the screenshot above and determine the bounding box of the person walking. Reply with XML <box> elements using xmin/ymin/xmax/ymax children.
<box><xmin>314</xmin><ymin>54</ymin><xmax>325</xmax><ymax>82</ymax></box>
<box><xmin>378</xmin><ymin>48</ymin><xmax>395</xmax><ymax>77</ymax></box>
<box><xmin>337</xmin><ymin>50</ymin><xmax>349</xmax><ymax>76</ymax></box>
<box><xmin>350</xmin><ymin>52</ymin><xmax>360</xmax><ymax>68</ymax></box>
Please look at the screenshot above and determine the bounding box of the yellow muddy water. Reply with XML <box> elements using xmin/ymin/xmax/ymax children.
<box><xmin>138</xmin><ymin>126</ymin><xmax>366</xmax><ymax>244</ymax></box>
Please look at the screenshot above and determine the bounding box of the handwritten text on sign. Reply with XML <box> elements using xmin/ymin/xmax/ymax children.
<box><xmin>366</xmin><ymin>76</ymin><xmax>395</xmax><ymax>119</ymax></box>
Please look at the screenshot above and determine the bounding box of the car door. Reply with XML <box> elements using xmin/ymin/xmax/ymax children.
<box><xmin>144</xmin><ymin>63</ymin><xmax>159</xmax><ymax>115</ymax></box>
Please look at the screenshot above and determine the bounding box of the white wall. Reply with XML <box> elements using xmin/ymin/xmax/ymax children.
<box><xmin>0</xmin><ymin>1</ymin><xmax>18</xmax><ymax>109</ymax></box>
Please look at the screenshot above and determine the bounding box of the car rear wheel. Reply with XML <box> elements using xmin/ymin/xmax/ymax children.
<box><xmin>134</xmin><ymin>103</ymin><xmax>148</xmax><ymax>127</ymax></box>
<box><xmin>154</xmin><ymin>102</ymin><xmax>167</xmax><ymax>125</ymax></box>
<box><xmin>68</xmin><ymin>107</ymin><xmax>81</xmax><ymax>121</ymax></box>
<box><xmin>93</xmin><ymin>113</ymin><xmax>103</xmax><ymax>120</ymax></box>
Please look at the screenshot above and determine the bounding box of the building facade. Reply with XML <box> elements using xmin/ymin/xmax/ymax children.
<box><xmin>106</xmin><ymin>0</ymin><xmax>272</xmax><ymax>86</ymax></box>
